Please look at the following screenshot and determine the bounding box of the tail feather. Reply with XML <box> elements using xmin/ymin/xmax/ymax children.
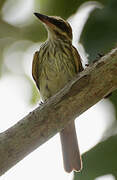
<box><xmin>60</xmin><ymin>121</ymin><xmax>82</xmax><ymax>173</ymax></box>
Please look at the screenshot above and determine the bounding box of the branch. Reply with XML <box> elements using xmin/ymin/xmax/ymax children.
<box><xmin>0</xmin><ymin>48</ymin><xmax>117</xmax><ymax>176</ymax></box>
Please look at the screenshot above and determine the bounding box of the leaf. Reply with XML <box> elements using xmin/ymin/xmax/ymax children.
<box><xmin>74</xmin><ymin>135</ymin><xmax>117</xmax><ymax>180</ymax></box>
<box><xmin>35</xmin><ymin>0</ymin><xmax>107</xmax><ymax>19</ymax></box>
<box><xmin>80</xmin><ymin>0</ymin><xmax>117</xmax><ymax>61</ymax></box>
<box><xmin>109</xmin><ymin>90</ymin><xmax>117</xmax><ymax>120</ymax></box>
<box><xmin>0</xmin><ymin>0</ymin><xmax>6</xmax><ymax>10</ymax></box>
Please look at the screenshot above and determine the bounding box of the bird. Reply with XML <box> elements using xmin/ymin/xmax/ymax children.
<box><xmin>32</xmin><ymin>12</ymin><xmax>83</xmax><ymax>173</ymax></box>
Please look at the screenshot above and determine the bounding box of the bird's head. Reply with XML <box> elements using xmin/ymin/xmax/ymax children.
<box><xmin>34</xmin><ymin>13</ymin><xmax>72</xmax><ymax>42</ymax></box>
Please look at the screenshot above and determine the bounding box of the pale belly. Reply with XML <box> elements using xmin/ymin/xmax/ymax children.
<box><xmin>38</xmin><ymin>40</ymin><xmax>77</xmax><ymax>101</ymax></box>
<box><xmin>39</xmin><ymin>56</ymin><xmax>76</xmax><ymax>101</ymax></box>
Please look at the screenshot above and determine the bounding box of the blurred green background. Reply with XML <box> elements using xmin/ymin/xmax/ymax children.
<box><xmin>0</xmin><ymin>0</ymin><xmax>117</xmax><ymax>179</ymax></box>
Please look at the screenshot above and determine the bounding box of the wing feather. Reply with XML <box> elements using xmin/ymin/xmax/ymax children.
<box><xmin>72</xmin><ymin>46</ymin><xmax>83</xmax><ymax>73</ymax></box>
<box><xmin>32</xmin><ymin>51</ymin><xmax>40</xmax><ymax>90</ymax></box>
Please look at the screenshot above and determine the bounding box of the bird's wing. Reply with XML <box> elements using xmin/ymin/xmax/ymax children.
<box><xmin>32</xmin><ymin>51</ymin><xmax>40</xmax><ymax>90</ymax></box>
<box><xmin>72</xmin><ymin>46</ymin><xmax>84</xmax><ymax>73</ymax></box>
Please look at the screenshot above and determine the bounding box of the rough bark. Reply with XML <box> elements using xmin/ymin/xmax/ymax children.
<box><xmin>0</xmin><ymin>48</ymin><xmax>117</xmax><ymax>176</ymax></box>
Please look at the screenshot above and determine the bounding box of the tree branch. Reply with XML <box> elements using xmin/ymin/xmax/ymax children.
<box><xmin>0</xmin><ymin>48</ymin><xmax>117</xmax><ymax>176</ymax></box>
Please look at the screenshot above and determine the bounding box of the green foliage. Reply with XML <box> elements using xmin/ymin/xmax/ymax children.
<box><xmin>81</xmin><ymin>0</ymin><xmax>117</xmax><ymax>61</ymax></box>
<box><xmin>74</xmin><ymin>135</ymin><xmax>117</xmax><ymax>180</ymax></box>
<box><xmin>110</xmin><ymin>90</ymin><xmax>117</xmax><ymax>119</ymax></box>
<box><xmin>0</xmin><ymin>0</ymin><xmax>6</xmax><ymax>10</ymax></box>
<box><xmin>36</xmin><ymin>0</ymin><xmax>107</xmax><ymax>18</ymax></box>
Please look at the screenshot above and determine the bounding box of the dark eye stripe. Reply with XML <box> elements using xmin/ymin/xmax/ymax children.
<box><xmin>49</xmin><ymin>18</ymin><xmax>70</xmax><ymax>33</ymax></box>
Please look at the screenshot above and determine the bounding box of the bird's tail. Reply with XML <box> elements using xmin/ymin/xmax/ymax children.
<box><xmin>60</xmin><ymin>121</ymin><xmax>82</xmax><ymax>173</ymax></box>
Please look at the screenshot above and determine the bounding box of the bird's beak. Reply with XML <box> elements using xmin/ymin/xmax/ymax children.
<box><xmin>34</xmin><ymin>13</ymin><xmax>54</xmax><ymax>28</ymax></box>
